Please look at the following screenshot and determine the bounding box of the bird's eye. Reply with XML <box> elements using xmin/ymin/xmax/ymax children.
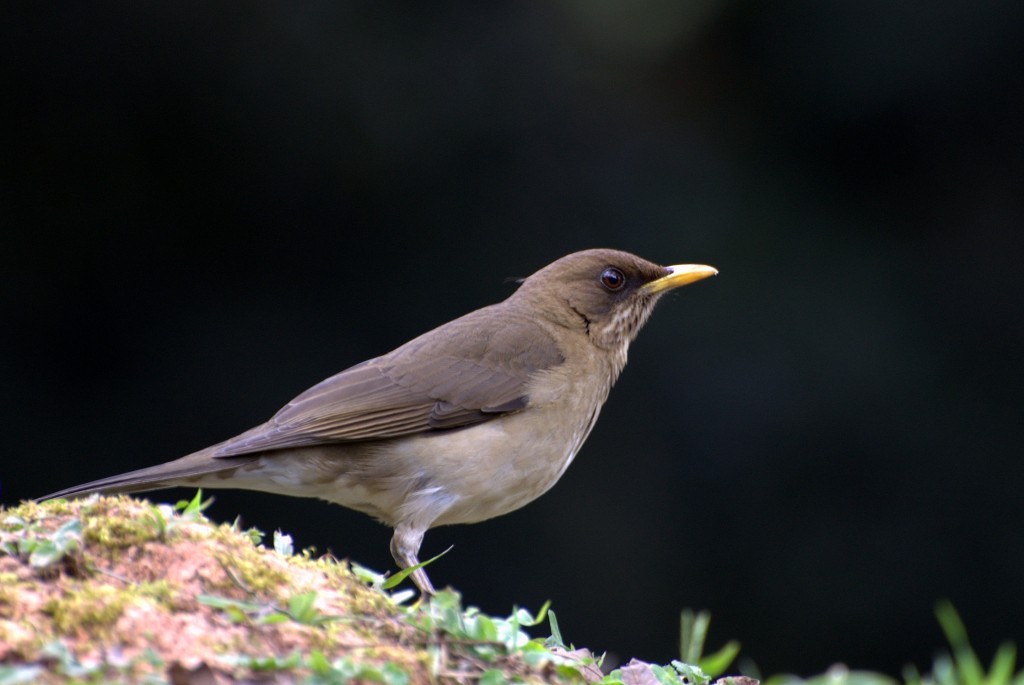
<box><xmin>600</xmin><ymin>267</ymin><xmax>626</xmax><ymax>291</ymax></box>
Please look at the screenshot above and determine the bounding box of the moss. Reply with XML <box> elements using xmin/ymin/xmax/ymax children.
<box><xmin>137</xmin><ymin>579</ymin><xmax>177</xmax><ymax>608</ymax></box>
<box><xmin>207</xmin><ymin>526</ymin><xmax>290</xmax><ymax>595</ymax></box>
<box><xmin>0</xmin><ymin>582</ymin><xmax>18</xmax><ymax>609</ymax></box>
<box><xmin>7</xmin><ymin>498</ymin><xmax>73</xmax><ymax>522</ymax></box>
<box><xmin>44</xmin><ymin>582</ymin><xmax>170</xmax><ymax>634</ymax></box>
<box><xmin>37</xmin><ymin>498</ymin><xmax>78</xmax><ymax>517</ymax></box>
<box><xmin>81</xmin><ymin>505</ymin><xmax>164</xmax><ymax>550</ymax></box>
<box><xmin>44</xmin><ymin>583</ymin><xmax>132</xmax><ymax>635</ymax></box>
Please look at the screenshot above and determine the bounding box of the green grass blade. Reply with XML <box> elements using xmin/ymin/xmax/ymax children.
<box><xmin>987</xmin><ymin>642</ymin><xmax>1017</xmax><ymax>685</ymax></box>
<box><xmin>382</xmin><ymin>546</ymin><xmax>453</xmax><ymax>590</ymax></box>
<box><xmin>699</xmin><ymin>640</ymin><xmax>741</xmax><ymax>677</ymax></box>
<box><xmin>936</xmin><ymin>600</ymin><xmax>986</xmax><ymax>685</ymax></box>
<box><xmin>680</xmin><ymin>609</ymin><xmax>711</xmax><ymax>664</ymax></box>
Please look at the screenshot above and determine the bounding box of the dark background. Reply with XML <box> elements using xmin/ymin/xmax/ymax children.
<box><xmin>3</xmin><ymin>2</ymin><xmax>1022</xmax><ymax>678</ymax></box>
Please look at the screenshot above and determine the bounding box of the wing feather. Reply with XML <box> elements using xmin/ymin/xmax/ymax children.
<box><xmin>212</xmin><ymin>306</ymin><xmax>564</xmax><ymax>458</ymax></box>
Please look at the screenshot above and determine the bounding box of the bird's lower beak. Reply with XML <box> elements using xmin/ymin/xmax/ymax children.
<box><xmin>643</xmin><ymin>264</ymin><xmax>719</xmax><ymax>294</ymax></box>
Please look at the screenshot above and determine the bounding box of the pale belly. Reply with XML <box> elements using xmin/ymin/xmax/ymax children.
<box><xmin>388</xmin><ymin>404</ymin><xmax>600</xmax><ymax>527</ymax></box>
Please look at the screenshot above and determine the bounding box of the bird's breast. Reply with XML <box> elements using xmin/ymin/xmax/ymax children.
<box><xmin>416</xmin><ymin>353</ymin><xmax>615</xmax><ymax>526</ymax></box>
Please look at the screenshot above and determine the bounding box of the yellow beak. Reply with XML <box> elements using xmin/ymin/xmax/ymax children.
<box><xmin>642</xmin><ymin>264</ymin><xmax>719</xmax><ymax>294</ymax></box>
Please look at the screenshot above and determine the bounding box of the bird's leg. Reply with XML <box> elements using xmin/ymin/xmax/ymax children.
<box><xmin>390</xmin><ymin>524</ymin><xmax>435</xmax><ymax>596</ymax></box>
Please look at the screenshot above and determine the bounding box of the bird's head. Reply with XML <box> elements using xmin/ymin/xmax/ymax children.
<box><xmin>513</xmin><ymin>248</ymin><xmax>717</xmax><ymax>356</ymax></box>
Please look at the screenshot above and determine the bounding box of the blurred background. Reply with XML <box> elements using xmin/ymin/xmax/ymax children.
<box><xmin>3</xmin><ymin>1</ymin><xmax>1022</xmax><ymax>677</ymax></box>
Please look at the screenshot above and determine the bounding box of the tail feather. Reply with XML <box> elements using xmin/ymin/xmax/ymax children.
<box><xmin>38</xmin><ymin>448</ymin><xmax>259</xmax><ymax>502</ymax></box>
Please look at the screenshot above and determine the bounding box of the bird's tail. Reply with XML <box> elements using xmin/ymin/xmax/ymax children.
<box><xmin>38</xmin><ymin>447</ymin><xmax>259</xmax><ymax>502</ymax></box>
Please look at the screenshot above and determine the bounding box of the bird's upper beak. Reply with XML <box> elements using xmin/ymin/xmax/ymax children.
<box><xmin>642</xmin><ymin>264</ymin><xmax>719</xmax><ymax>294</ymax></box>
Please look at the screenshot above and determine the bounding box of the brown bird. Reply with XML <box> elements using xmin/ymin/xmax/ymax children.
<box><xmin>42</xmin><ymin>249</ymin><xmax>716</xmax><ymax>594</ymax></box>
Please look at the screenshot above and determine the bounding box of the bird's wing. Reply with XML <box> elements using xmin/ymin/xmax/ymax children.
<box><xmin>212</xmin><ymin>307</ymin><xmax>564</xmax><ymax>458</ymax></box>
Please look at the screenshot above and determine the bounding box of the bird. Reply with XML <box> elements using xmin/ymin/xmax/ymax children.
<box><xmin>42</xmin><ymin>249</ymin><xmax>717</xmax><ymax>595</ymax></box>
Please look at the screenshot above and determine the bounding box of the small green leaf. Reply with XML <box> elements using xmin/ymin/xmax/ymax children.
<box><xmin>672</xmin><ymin>660</ymin><xmax>711</xmax><ymax>685</ymax></box>
<box><xmin>380</xmin><ymin>662</ymin><xmax>410</xmax><ymax>685</ymax></box>
<box><xmin>557</xmin><ymin>663</ymin><xmax>585</xmax><ymax>680</ymax></box>
<box><xmin>468</xmin><ymin>613</ymin><xmax>498</xmax><ymax>642</ymax></box>
<box><xmin>698</xmin><ymin>640</ymin><xmax>741</xmax><ymax>677</ymax></box>
<box><xmin>197</xmin><ymin>593</ymin><xmax>268</xmax><ymax>623</ymax></box>
<box><xmin>350</xmin><ymin>562</ymin><xmax>385</xmax><ymax>585</ymax></box>
<box><xmin>512</xmin><ymin>600</ymin><xmax>550</xmax><ymax>627</ymax></box>
<box><xmin>197</xmin><ymin>594</ymin><xmax>247</xmax><ymax>610</ymax></box>
<box><xmin>28</xmin><ymin>541</ymin><xmax>59</xmax><ymax>568</ymax></box>
<box><xmin>176</xmin><ymin>489</ymin><xmax>213</xmax><ymax>517</ymax></box>
<box><xmin>382</xmin><ymin>545</ymin><xmax>453</xmax><ymax>590</ymax></box>
<box><xmin>308</xmin><ymin>650</ymin><xmax>331</xmax><ymax>676</ymax></box>
<box><xmin>145</xmin><ymin>505</ymin><xmax>169</xmax><ymax>537</ymax></box>
<box><xmin>288</xmin><ymin>591</ymin><xmax>318</xmax><ymax>623</ymax></box>
<box><xmin>226</xmin><ymin>606</ymin><xmax>248</xmax><ymax>623</ymax></box>
<box><xmin>258</xmin><ymin>612</ymin><xmax>290</xmax><ymax>625</ymax></box>
<box><xmin>520</xmin><ymin>640</ymin><xmax>559</xmax><ymax>666</ymax></box>
<box><xmin>305</xmin><ymin>651</ymin><xmax>329</xmax><ymax>675</ymax></box>
<box><xmin>55</xmin><ymin>518</ymin><xmax>82</xmax><ymax>541</ymax></box>
<box><xmin>244</xmin><ymin>526</ymin><xmax>264</xmax><ymax>545</ymax></box>
<box><xmin>547</xmin><ymin>609</ymin><xmax>565</xmax><ymax>647</ymax></box>
<box><xmin>652</xmin><ymin>663</ymin><xmax>686</xmax><ymax>685</ymax></box>
<box><xmin>479</xmin><ymin>669</ymin><xmax>508</xmax><ymax>685</ymax></box>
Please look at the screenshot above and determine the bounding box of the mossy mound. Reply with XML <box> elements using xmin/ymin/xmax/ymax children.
<box><xmin>0</xmin><ymin>495</ymin><xmax>586</xmax><ymax>684</ymax></box>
